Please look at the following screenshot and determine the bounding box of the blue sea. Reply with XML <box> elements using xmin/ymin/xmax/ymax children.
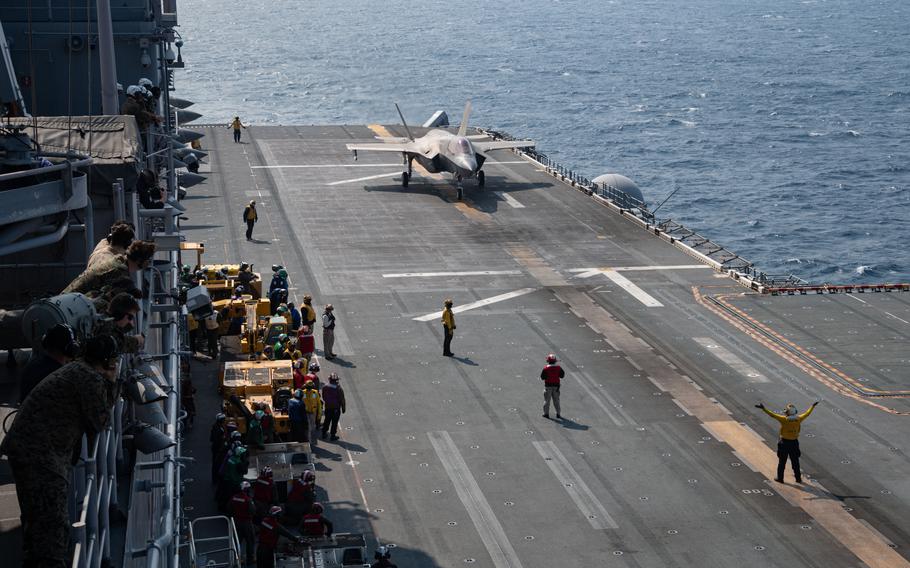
<box><xmin>177</xmin><ymin>0</ymin><xmax>910</xmax><ymax>284</ymax></box>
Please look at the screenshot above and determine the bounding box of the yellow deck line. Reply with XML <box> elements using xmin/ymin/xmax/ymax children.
<box><xmin>694</xmin><ymin>288</ymin><xmax>908</xmax><ymax>415</ymax></box>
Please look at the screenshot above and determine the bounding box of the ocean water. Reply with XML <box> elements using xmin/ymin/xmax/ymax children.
<box><xmin>177</xmin><ymin>0</ymin><xmax>910</xmax><ymax>284</ymax></box>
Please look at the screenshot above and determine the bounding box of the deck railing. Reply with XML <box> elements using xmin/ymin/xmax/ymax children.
<box><xmin>479</xmin><ymin>128</ymin><xmax>808</xmax><ymax>289</ymax></box>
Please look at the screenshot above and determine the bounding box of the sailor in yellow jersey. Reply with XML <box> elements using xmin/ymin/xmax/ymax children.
<box><xmin>441</xmin><ymin>298</ymin><xmax>455</xmax><ymax>356</ymax></box>
<box><xmin>755</xmin><ymin>400</ymin><xmax>819</xmax><ymax>483</ymax></box>
<box><xmin>229</xmin><ymin>116</ymin><xmax>247</xmax><ymax>143</ymax></box>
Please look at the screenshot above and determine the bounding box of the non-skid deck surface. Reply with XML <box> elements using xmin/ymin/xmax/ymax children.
<box><xmin>176</xmin><ymin>125</ymin><xmax>910</xmax><ymax>568</ymax></box>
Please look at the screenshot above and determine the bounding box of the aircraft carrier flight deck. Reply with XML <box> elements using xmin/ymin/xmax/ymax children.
<box><xmin>177</xmin><ymin>123</ymin><xmax>910</xmax><ymax>568</ymax></box>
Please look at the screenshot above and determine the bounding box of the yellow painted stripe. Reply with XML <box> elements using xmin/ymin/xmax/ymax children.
<box><xmin>704</xmin><ymin>420</ymin><xmax>910</xmax><ymax>568</ymax></box>
<box><xmin>694</xmin><ymin>288</ymin><xmax>908</xmax><ymax>415</ymax></box>
<box><xmin>453</xmin><ymin>202</ymin><xmax>491</xmax><ymax>222</ymax></box>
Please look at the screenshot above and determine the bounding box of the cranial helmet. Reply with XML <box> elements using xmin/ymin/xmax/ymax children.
<box><xmin>308</xmin><ymin>361</ymin><xmax>320</xmax><ymax>372</ymax></box>
<box><xmin>311</xmin><ymin>502</ymin><xmax>324</xmax><ymax>514</ymax></box>
<box><xmin>375</xmin><ymin>546</ymin><xmax>391</xmax><ymax>560</ymax></box>
<box><xmin>546</xmin><ymin>353</ymin><xmax>557</xmax><ymax>364</ymax></box>
<box><xmin>269</xmin><ymin>505</ymin><xmax>282</xmax><ymax>516</ymax></box>
<box><xmin>278</xmin><ymin>269</ymin><xmax>288</xmax><ymax>278</ymax></box>
<box><xmin>785</xmin><ymin>404</ymin><xmax>798</xmax><ymax>416</ymax></box>
<box><xmin>240</xmin><ymin>481</ymin><xmax>251</xmax><ymax>492</ymax></box>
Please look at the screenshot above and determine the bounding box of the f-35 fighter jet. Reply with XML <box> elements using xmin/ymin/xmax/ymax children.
<box><xmin>346</xmin><ymin>101</ymin><xmax>535</xmax><ymax>200</ymax></box>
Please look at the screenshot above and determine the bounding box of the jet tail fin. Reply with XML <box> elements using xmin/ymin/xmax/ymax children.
<box><xmin>457</xmin><ymin>100</ymin><xmax>472</xmax><ymax>137</ymax></box>
<box><xmin>394</xmin><ymin>103</ymin><xmax>415</xmax><ymax>141</ymax></box>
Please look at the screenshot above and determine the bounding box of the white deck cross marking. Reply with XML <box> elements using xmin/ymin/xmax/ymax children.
<box><xmin>429</xmin><ymin>431</ymin><xmax>524</xmax><ymax>568</ymax></box>
<box><xmin>327</xmin><ymin>172</ymin><xmax>401</xmax><ymax>186</ymax></box>
<box><xmin>532</xmin><ymin>441</ymin><xmax>619</xmax><ymax>529</ymax></box>
<box><xmin>494</xmin><ymin>191</ymin><xmax>525</xmax><ymax>208</ymax></box>
<box><xmin>384</xmin><ymin>270</ymin><xmax>522</xmax><ymax>278</ymax></box>
<box><xmin>693</xmin><ymin>337</ymin><xmax>769</xmax><ymax>383</ymax></box>
<box><xmin>413</xmin><ymin>288</ymin><xmax>536</xmax><ymax>321</ymax></box>
<box><xmin>569</xmin><ymin>265</ymin><xmax>710</xmax><ymax>275</ymax></box>
<box><xmin>602</xmin><ymin>270</ymin><xmax>663</xmax><ymax>307</ymax></box>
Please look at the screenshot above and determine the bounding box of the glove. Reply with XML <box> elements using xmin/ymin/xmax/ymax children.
<box><xmin>754</xmin><ymin>403</ymin><xmax>765</xmax><ymax>409</ymax></box>
<box><xmin>812</xmin><ymin>401</ymin><xmax>820</xmax><ymax>407</ymax></box>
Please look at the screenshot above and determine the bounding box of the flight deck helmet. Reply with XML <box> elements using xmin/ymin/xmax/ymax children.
<box><xmin>375</xmin><ymin>546</ymin><xmax>391</xmax><ymax>560</ymax></box>
<box><xmin>546</xmin><ymin>353</ymin><xmax>557</xmax><ymax>364</ymax></box>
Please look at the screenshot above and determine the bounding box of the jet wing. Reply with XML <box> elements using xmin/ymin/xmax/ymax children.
<box><xmin>472</xmin><ymin>140</ymin><xmax>536</xmax><ymax>153</ymax></box>
<box><xmin>346</xmin><ymin>143</ymin><xmax>415</xmax><ymax>153</ymax></box>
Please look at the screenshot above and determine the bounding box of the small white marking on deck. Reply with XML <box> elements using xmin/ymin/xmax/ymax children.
<box><xmin>327</xmin><ymin>172</ymin><xmax>400</xmax><ymax>186</ymax></box>
<box><xmin>429</xmin><ymin>431</ymin><xmax>524</xmax><ymax>568</ymax></box>
<box><xmin>485</xmin><ymin>160</ymin><xmax>531</xmax><ymax>165</ymax></box>
<box><xmin>693</xmin><ymin>337</ymin><xmax>769</xmax><ymax>383</ymax></box>
<box><xmin>413</xmin><ymin>288</ymin><xmax>536</xmax><ymax>321</ymax></box>
<box><xmin>384</xmin><ymin>270</ymin><xmax>522</xmax><ymax>278</ymax></box>
<box><xmin>846</xmin><ymin>295</ymin><xmax>867</xmax><ymax>304</ymax></box>
<box><xmin>532</xmin><ymin>441</ymin><xmax>618</xmax><ymax>529</ymax></box>
<box><xmin>884</xmin><ymin>311</ymin><xmax>909</xmax><ymax>324</ymax></box>
<box><xmin>602</xmin><ymin>270</ymin><xmax>663</xmax><ymax>307</ymax></box>
<box><xmin>494</xmin><ymin>191</ymin><xmax>525</xmax><ymax>208</ymax></box>
<box><xmin>250</xmin><ymin>163</ymin><xmax>402</xmax><ymax>169</ymax></box>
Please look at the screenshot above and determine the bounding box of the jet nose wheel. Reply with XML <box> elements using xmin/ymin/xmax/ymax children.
<box><xmin>477</xmin><ymin>170</ymin><xmax>485</xmax><ymax>188</ymax></box>
<box><xmin>456</xmin><ymin>186</ymin><xmax>464</xmax><ymax>200</ymax></box>
<box><xmin>401</xmin><ymin>172</ymin><xmax>410</xmax><ymax>187</ymax></box>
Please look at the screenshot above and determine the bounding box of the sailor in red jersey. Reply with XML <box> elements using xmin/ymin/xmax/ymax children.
<box><xmin>228</xmin><ymin>481</ymin><xmax>256</xmax><ymax>565</ymax></box>
<box><xmin>540</xmin><ymin>353</ymin><xmax>565</xmax><ymax>419</ymax></box>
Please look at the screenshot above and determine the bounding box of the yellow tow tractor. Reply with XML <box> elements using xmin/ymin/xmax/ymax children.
<box><xmin>220</xmin><ymin>358</ymin><xmax>294</xmax><ymax>435</ymax></box>
<box><xmin>179</xmin><ymin>241</ymin><xmax>264</xmax><ymax>300</ymax></box>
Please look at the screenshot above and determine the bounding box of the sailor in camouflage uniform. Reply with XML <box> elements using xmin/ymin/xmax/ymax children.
<box><xmin>63</xmin><ymin>240</ymin><xmax>156</xmax><ymax>306</ymax></box>
<box><xmin>92</xmin><ymin>292</ymin><xmax>145</xmax><ymax>354</ymax></box>
<box><xmin>0</xmin><ymin>335</ymin><xmax>121</xmax><ymax>567</ymax></box>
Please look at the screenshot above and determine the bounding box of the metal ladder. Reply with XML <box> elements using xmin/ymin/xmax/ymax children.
<box><xmin>187</xmin><ymin>516</ymin><xmax>242</xmax><ymax>568</ymax></box>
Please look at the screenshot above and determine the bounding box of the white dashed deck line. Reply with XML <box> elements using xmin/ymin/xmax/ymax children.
<box><xmin>532</xmin><ymin>441</ymin><xmax>618</xmax><ymax>529</ymax></box>
<box><xmin>693</xmin><ymin>337</ymin><xmax>769</xmax><ymax>383</ymax></box>
<box><xmin>429</xmin><ymin>431</ymin><xmax>524</xmax><ymax>568</ymax></box>
<box><xmin>493</xmin><ymin>191</ymin><xmax>525</xmax><ymax>208</ymax></box>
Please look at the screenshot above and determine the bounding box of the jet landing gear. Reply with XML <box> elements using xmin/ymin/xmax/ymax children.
<box><xmin>455</xmin><ymin>174</ymin><xmax>464</xmax><ymax>200</ymax></box>
<box><xmin>477</xmin><ymin>170</ymin><xmax>485</xmax><ymax>189</ymax></box>
<box><xmin>402</xmin><ymin>156</ymin><xmax>413</xmax><ymax>188</ymax></box>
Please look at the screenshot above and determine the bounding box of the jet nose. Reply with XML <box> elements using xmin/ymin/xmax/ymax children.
<box><xmin>455</xmin><ymin>154</ymin><xmax>477</xmax><ymax>173</ymax></box>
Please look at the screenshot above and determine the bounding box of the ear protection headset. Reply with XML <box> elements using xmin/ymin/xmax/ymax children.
<box><xmin>42</xmin><ymin>323</ymin><xmax>80</xmax><ymax>359</ymax></box>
